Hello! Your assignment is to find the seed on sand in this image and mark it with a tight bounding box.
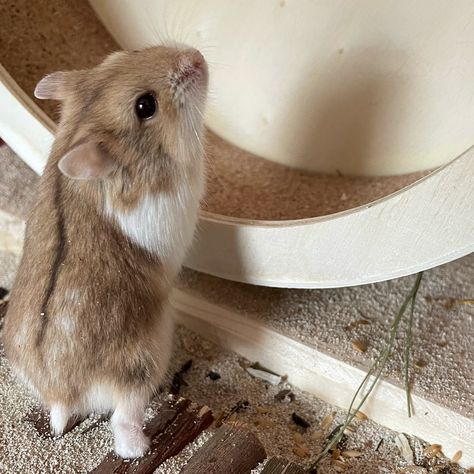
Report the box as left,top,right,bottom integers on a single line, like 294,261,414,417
332,459,347,472
351,339,368,353
254,416,274,429
451,450,462,463
311,430,324,440
354,410,368,421
341,450,362,458
292,432,304,443
423,443,442,457
320,413,334,431
292,445,309,458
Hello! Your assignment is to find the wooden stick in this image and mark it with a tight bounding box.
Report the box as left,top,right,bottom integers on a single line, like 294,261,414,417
24,407,83,438
91,398,213,474
91,397,191,474
127,405,213,474
261,457,305,474
180,422,266,474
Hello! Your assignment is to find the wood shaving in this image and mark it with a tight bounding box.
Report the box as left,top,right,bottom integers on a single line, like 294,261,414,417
345,319,371,331
331,448,342,460
354,411,368,421
292,446,309,458
254,417,275,430
311,431,324,440
246,367,281,386
320,413,335,431
452,450,463,463
292,432,304,443
395,434,415,463
342,450,363,458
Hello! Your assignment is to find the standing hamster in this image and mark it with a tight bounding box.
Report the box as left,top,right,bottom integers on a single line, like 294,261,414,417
3,46,208,458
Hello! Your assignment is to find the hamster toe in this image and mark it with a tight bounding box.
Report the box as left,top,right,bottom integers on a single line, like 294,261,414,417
114,424,150,459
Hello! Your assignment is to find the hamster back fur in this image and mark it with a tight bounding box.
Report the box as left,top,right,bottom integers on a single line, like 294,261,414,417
3,46,208,458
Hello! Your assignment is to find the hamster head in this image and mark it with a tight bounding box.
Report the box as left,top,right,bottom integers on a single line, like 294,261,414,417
34,46,208,188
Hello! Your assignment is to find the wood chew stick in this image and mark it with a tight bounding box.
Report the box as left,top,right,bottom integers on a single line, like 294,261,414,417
126,405,213,474
180,422,266,474
24,408,84,438
91,397,193,473
261,457,305,474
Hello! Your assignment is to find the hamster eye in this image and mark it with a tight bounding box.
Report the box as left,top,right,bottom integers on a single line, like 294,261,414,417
135,93,157,120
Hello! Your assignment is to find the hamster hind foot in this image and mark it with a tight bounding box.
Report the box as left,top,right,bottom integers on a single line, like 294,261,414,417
111,392,150,459
113,422,150,459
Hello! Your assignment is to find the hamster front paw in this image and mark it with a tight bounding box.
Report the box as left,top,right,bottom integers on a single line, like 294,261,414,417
113,423,150,459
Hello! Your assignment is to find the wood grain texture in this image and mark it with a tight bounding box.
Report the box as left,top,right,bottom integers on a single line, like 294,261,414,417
261,457,305,474
91,398,213,474
24,408,83,438
181,422,266,474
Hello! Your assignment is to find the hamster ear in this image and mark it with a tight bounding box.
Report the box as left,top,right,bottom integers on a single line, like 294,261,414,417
34,72,72,100
58,142,117,180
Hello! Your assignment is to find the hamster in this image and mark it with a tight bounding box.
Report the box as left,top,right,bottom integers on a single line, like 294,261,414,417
3,46,208,458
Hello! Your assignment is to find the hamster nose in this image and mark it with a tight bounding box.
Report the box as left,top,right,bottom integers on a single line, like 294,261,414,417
190,50,205,71
180,49,207,76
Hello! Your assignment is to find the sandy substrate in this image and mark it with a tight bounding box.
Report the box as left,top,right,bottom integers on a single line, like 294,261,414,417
0,146,38,219
178,255,474,421
203,132,428,220
0,0,428,221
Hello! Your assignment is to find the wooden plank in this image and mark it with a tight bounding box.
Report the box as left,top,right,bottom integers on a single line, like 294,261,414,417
126,405,213,474
261,457,305,474
91,399,213,474
91,397,191,474
24,408,83,438
181,422,266,474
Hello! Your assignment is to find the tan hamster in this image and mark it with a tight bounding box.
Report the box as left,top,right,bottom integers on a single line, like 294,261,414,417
3,45,208,458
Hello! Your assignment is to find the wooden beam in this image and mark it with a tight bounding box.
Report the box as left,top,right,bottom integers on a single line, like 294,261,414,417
181,422,266,474
261,457,305,474
91,398,213,474
24,408,83,438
